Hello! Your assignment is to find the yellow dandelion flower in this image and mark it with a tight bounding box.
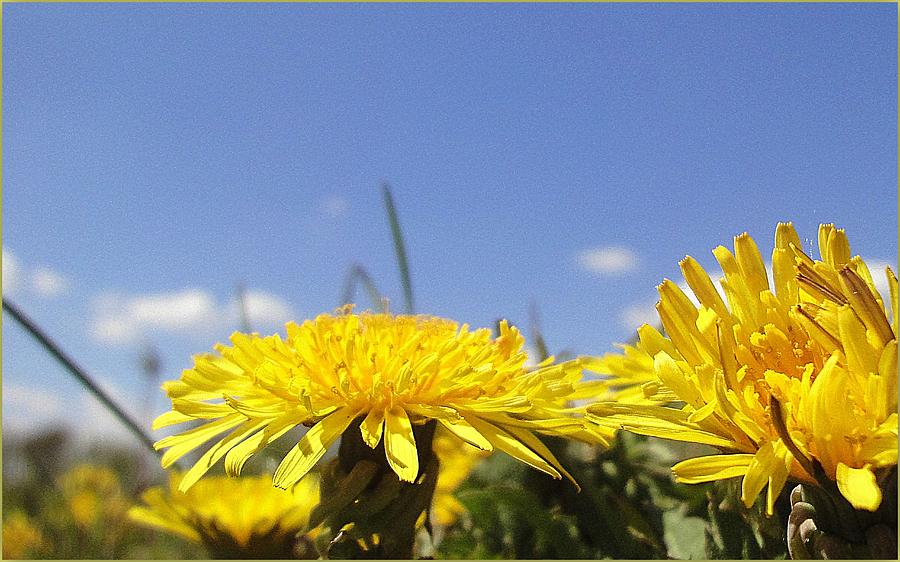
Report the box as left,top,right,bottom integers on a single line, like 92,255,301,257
431,426,490,526
154,311,600,492
129,472,319,557
2,511,46,560
587,223,897,514
58,464,128,528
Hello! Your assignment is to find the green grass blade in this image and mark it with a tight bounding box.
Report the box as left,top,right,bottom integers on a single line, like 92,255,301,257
382,183,415,314
340,264,384,310
236,283,252,332
3,298,164,460
528,301,551,362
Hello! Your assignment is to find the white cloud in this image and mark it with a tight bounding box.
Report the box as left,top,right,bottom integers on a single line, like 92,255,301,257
90,288,218,345
31,267,71,298
2,383,67,439
90,287,297,346
3,247,21,295
2,248,71,299
127,289,216,330
2,378,150,450
321,195,349,218
621,302,660,330
576,246,639,275
523,344,541,368
238,290,295,328
90,316,142,345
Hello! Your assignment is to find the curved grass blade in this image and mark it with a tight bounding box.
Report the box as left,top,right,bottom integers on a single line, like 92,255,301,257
340,263,383,309
3,298,162,460
382,183,415,314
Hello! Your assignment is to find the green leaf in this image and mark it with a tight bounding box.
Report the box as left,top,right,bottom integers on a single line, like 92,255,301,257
382,184,414,314
663,509,708,559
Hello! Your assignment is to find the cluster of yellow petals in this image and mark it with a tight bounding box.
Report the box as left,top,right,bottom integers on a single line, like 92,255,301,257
154,311,604,492
128,473,320,547
59,464,129,529
587,223,897,514
2,511,46,560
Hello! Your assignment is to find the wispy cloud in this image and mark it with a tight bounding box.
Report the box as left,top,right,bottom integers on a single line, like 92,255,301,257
576,246,639,275
3,378,149,447
320,195,349,218
91,289,217,345
2,247,71,299
31,267,72,298
234,290,295,328
127,289,217,330
2,247,22,295
620,301,660,331
90,288,296,346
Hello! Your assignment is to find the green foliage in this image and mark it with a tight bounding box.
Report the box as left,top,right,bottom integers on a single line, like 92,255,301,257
437,432,717,559
431,428,795,560
446,483,584,559
702,479,789,559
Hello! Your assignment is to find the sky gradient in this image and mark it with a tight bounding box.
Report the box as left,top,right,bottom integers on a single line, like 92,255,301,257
3,4,897,450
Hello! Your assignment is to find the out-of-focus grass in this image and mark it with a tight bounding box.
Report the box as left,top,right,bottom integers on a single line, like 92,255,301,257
2,429,205,560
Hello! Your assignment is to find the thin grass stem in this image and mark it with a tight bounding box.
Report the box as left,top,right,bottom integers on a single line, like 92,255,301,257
382,183,415,314
3,298,162,459
236,283,252,333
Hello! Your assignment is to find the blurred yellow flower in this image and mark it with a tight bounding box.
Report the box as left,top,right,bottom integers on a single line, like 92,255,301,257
154,311,603,491
2,511,46,560
58,464,128,529
587,223,897,514
128,472,319,558
431,426,489,526
68,491,101,529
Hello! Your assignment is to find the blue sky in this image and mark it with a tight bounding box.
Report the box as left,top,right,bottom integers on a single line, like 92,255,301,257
3,4,897,449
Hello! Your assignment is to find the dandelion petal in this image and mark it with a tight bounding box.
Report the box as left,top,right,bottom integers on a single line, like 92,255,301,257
673,454,754,484
384,407,419,482
274,408,357,488
836,463,881,511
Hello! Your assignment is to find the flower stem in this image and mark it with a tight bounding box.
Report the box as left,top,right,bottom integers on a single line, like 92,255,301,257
317,418,438,558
